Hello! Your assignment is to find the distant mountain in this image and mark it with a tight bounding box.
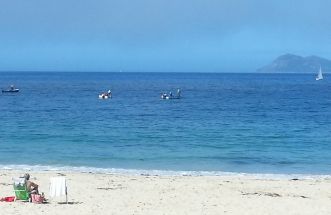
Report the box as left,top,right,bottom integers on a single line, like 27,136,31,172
257,54,331,73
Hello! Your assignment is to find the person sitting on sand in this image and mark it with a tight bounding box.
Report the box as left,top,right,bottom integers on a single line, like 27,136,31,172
24,173,39,194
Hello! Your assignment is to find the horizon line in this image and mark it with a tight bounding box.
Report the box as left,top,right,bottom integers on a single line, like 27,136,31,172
0,71,325,74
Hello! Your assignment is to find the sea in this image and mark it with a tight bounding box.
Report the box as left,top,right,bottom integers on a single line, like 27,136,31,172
0,72,330,176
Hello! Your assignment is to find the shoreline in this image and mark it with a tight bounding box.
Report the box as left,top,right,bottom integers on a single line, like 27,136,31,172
1,169,330,215
1,164,331,180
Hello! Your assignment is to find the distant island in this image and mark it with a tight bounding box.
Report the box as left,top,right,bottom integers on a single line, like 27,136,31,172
257,54,331,73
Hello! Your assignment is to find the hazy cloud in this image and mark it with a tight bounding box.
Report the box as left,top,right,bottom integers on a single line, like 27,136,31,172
0,0,330,71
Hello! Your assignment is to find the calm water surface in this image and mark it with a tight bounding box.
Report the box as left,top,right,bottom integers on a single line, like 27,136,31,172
0,72,330,174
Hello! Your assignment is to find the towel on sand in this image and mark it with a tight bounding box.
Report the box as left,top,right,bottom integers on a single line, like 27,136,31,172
49,177,67,198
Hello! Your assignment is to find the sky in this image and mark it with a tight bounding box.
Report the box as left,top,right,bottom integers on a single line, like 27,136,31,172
0,0,331,72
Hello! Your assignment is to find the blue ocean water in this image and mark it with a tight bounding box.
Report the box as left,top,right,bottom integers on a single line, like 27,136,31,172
0,72,330,175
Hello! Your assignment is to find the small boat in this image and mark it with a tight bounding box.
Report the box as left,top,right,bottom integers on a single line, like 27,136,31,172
316,66,323,81
2,85,19,93
161,89,181,100
99,90,112,99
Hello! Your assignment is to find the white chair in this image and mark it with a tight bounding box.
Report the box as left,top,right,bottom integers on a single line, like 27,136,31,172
49,177,68,203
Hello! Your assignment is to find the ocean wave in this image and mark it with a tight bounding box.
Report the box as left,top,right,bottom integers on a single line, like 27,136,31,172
0,164,330,180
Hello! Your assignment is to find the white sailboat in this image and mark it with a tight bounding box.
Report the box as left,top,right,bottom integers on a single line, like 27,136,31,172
315,66,323,80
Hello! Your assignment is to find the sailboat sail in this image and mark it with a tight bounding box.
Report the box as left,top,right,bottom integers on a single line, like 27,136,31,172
316,66,323,80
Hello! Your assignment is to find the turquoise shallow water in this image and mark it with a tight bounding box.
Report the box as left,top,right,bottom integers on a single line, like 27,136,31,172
0,72,330,174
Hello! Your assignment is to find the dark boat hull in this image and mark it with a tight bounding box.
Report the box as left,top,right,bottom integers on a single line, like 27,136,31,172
2,89,19,93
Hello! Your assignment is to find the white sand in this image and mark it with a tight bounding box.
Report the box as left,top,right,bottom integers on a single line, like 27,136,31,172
1,170,330,215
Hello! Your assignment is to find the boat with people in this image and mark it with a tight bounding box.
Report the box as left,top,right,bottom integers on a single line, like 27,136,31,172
161,88,181,100
99,90,112,99
315,66,323,81
2,85,19,93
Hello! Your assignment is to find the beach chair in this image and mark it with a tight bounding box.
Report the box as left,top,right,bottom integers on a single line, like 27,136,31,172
13,177,29,201
49,177,68,204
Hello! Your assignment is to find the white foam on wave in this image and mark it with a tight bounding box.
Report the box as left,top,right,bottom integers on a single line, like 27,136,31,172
0,164,330,180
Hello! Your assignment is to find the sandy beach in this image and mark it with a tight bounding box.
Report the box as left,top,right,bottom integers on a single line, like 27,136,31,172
0,170,330,215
